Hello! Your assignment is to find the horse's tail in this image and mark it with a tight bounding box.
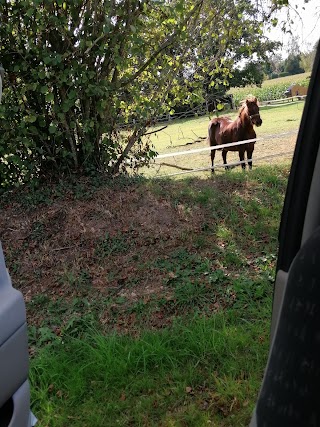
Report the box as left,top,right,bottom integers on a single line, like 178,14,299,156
208,119,220,146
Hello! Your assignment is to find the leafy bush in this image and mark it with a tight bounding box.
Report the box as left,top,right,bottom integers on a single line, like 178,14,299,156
0,1,203,189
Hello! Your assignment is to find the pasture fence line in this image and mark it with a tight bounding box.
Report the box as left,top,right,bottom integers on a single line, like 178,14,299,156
258,97,306,109
155,151,294,178
118,96,306,131
258,95,306,107
156,95,306,123
154,130,298,160
156,96,306,123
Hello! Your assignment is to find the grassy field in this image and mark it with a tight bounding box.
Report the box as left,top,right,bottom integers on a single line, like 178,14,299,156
142,100,304,178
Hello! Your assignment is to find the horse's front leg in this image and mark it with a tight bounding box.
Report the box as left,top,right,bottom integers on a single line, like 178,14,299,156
222,150,229,170
239,149,246,170
246,145,254,169
210,147,216,173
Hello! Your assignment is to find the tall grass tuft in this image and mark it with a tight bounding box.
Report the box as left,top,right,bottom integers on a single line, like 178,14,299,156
30,305,271,427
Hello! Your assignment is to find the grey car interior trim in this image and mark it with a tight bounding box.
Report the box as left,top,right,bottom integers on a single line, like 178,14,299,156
0,243,34,425
7,381,31,427
301,141,320,245
270,269,288,341
0,287,27,345
249,410,257,427
0,323,29,408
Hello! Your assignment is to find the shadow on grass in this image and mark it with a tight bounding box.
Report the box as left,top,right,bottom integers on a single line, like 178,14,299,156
0,164,289,338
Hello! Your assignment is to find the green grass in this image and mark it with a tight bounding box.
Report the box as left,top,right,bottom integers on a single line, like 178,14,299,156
30,306,271,427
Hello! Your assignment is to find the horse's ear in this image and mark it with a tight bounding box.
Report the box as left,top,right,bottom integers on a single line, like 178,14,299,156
246,95,257,105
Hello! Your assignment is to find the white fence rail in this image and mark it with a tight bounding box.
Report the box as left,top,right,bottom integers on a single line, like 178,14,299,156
155,131,297,160
152,130,298,177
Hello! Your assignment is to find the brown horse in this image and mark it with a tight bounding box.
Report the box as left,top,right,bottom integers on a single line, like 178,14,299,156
208,95,262,172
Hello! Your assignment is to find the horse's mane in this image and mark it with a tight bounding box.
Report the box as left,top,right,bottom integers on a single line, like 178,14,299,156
238,103,247,117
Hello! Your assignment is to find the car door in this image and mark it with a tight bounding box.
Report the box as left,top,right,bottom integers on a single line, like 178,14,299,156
0,68,36,427
250,39,320,426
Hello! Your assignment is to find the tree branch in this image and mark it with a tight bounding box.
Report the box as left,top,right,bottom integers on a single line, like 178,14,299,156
119,0,204,88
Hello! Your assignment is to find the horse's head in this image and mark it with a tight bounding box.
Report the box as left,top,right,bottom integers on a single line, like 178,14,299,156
245,95,262,127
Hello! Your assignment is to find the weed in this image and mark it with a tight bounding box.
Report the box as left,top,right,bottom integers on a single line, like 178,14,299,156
208,269,227,284
232,276,271,307
95,232,130,258
59,269,92,288
30,221,45,241
62,312,98,338
173,281,212,309
28,326,61,348
28,294,50,308
223,246,245,268
129,299,148,315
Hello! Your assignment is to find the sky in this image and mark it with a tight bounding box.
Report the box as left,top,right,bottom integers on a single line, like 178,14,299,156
265,0,320,57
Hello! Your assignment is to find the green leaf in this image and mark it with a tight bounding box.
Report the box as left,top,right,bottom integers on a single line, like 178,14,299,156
49,124,57,134
27,115,37,123
39,70,46,79
45,93,54,102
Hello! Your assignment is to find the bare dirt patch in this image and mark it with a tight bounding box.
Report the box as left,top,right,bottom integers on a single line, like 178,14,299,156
0,180,215,332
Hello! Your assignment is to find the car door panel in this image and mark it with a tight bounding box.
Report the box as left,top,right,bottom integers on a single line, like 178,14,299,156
251,39,320,426
0,244,32,427
0,381,32,427
0,324,29,406
253,226,320,426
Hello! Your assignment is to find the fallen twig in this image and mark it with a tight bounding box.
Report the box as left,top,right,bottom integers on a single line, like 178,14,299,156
155,162,194,171
144,125,168,136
